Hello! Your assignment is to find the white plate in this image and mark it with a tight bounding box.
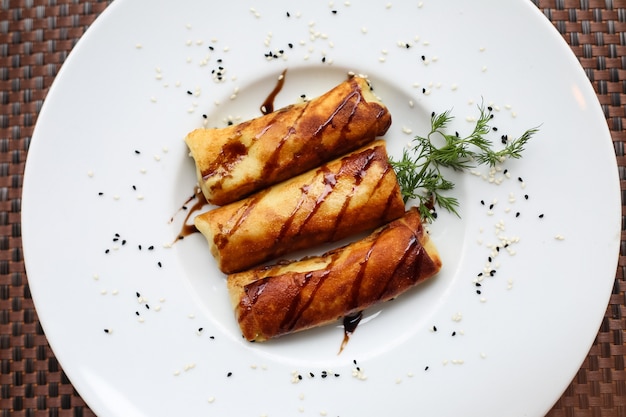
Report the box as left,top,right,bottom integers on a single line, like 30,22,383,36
22,1,620,416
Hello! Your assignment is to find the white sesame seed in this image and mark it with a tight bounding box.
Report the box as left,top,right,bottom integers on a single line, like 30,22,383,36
135,43,142,49
402,126,413,134
173,370,180,376
208,397,215,404
87,170,94,177
361,27,368,34
100,289,107,295
113,195,120,200
150,96,157,103
555,234,565,241
480,352,487,359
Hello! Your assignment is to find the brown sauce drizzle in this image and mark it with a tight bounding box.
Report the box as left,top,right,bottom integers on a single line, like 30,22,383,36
171,187,208,244
260,69,287,114
339,311,363,354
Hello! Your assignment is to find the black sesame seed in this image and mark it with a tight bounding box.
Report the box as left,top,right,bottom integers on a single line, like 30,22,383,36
135,311,140,316
145,304,150,310
476,290,482,294
503,169,508,174
309,372,315,378
136,292,141,297
210,335,215,339
288,43,293,48
480,200,485,205
104,329,110,333
490,270,496,276
157,262,162,268
421,55,426,61
217,58,222,63
105,249,110,254
334,373,340,377
451,331,456,336
492,126,498,131
477,272,483,277
227,372,232,377
331,9,337,14
475,282,482,287
425,366,429,371
321,57,326,63
138,245,142,250
148,246,154,250
432,326,437,332
455,131,460,137
286,11,290,17
202,114,207,119
539,214,544,218
524,194,529,200
134,150,141,154
518,177,523,182
98,192,104,196
298,374,303,380
353,359,358,365
186,90,193,95
489,203,494,210
422,88,426,94
113,238,119,242
487,106,493,111
198,328,203,332
209,46,214,50
488,256,492,262
515,212,520,218
132,185,136,190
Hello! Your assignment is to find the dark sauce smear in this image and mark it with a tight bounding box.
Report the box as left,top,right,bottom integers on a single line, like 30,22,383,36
260,69,287,114
170,187,208,244
339,311,363,354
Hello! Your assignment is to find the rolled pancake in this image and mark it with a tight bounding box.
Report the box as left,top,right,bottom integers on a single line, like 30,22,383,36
185,76,391,206
227,208,442,342
194,140,405,274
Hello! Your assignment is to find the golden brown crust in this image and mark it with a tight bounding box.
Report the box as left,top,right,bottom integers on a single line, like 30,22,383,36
184,76,391,206
227,208,442,342
194,140,406,274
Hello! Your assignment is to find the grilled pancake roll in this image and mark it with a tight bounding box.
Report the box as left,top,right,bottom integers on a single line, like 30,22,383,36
194,140,405,274
227,208,442,342
184,76,391,206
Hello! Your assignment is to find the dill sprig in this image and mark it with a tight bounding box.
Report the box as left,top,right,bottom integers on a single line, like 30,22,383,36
390,104,539,222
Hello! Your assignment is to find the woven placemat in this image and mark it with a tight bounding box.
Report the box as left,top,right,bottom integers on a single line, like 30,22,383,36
0,0,624,416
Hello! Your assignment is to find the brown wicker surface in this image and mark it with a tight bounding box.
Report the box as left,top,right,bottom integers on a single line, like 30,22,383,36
0,0,624,416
